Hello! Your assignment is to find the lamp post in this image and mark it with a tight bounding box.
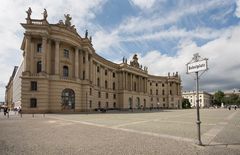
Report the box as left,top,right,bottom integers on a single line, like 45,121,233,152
187,53,208,146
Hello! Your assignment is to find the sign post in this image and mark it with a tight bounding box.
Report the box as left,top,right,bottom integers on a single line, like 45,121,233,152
187,53,208,146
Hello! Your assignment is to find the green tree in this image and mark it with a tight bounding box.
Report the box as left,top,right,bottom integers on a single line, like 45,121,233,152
213,91,224,106
182,98,191,109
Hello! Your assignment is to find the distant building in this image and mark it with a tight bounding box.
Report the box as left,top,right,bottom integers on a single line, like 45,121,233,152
182,91,213,108
5,8,182,113
223,88,240,97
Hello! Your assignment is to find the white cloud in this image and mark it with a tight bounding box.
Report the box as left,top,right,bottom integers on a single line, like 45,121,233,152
129,0,157,10
138,26,240,92
236,0,240,17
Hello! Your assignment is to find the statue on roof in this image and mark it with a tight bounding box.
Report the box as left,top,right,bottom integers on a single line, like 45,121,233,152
64,14,72,27
43,8,48,20
130,54,140,68
26,7,32,19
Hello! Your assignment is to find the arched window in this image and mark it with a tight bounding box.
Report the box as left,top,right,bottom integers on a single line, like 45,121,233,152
37,61,42,73
63,66,69,77
61,89,75,109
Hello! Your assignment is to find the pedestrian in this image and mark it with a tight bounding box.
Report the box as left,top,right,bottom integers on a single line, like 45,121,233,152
4,107,8,116
228,106,231,110
234,105,237,110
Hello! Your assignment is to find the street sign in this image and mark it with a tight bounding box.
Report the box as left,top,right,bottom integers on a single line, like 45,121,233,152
187,59,207,73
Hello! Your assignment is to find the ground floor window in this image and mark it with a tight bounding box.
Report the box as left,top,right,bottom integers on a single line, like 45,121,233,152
30,98,37,108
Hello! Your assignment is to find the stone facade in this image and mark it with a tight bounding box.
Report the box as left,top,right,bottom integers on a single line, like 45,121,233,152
6,9,182,113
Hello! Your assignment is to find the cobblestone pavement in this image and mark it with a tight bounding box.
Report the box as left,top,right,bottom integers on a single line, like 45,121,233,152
0,109,239,155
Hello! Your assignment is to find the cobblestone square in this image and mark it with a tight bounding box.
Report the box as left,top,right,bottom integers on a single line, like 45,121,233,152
0,109,239,155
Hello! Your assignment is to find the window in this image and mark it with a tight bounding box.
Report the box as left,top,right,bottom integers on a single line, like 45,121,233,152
106,102,109,108
83,71,85,80
37,61,42,73
150,89,152,95
63,66,69,77
156,83,158,87
90,88,92,95
113,82,115,90
30,98,37,108
134,82,136,91
157,98,159,102
106,93,108,99
151,97,153,101
97,66,100,72
163,98,165,102
63,49,69,58
113,72,115,78
89,100,92,108
170,83,172,87
150,82,152,86
156,89,158,95
105,80,108,89
98,91,101,98
61,89,75,109
83,57,85,64
113,102,116,108
170,90,172,95
162,83,164,87
98,101,101,108
31,81,37,91
162,90,165,95
113,94,116,99
37,43,42,52
97,78,100,87
105,70,108,75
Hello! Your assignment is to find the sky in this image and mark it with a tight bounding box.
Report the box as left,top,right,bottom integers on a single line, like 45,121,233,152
0,0,240,101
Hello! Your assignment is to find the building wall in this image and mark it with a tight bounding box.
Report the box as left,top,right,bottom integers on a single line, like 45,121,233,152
182,91,212,108
10,11,182,113
13,62,23,108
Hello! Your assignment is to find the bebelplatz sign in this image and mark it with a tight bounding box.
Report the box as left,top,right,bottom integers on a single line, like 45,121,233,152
187,59,207,73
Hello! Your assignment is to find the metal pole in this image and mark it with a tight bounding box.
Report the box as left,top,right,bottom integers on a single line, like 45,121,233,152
86,92,88,114
196,71,202,145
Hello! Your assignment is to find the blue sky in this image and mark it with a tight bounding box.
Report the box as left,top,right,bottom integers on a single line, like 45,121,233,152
0,0,240,101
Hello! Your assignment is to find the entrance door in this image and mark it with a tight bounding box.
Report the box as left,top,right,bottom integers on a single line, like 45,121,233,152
61,89,75,110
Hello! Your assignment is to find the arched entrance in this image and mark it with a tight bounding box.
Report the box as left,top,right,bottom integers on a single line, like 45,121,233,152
61,89,75,110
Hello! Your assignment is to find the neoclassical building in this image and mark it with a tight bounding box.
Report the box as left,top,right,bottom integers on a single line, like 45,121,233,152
6,8,182,113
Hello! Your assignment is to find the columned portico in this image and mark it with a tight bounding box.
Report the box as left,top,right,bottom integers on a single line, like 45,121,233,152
55,40,60,75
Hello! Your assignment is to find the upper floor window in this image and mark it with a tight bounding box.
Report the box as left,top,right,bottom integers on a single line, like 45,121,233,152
83,57,85,64
150,89,152,95
170,90,172,95
162,83,165,87
89,88,92,95
170,82,172,87
63,66,69,77
156,83,158,87
113,82,116,90
105,70,108,76
97,78,100,87
150,82,152,86
37,43,42,53
31,81,37,91
113,94,116,99
30,98,37,108
105,80,108,89
113,72,115,78
63,49,69,58
37,61,42,73
156,89,158,95
106,93,108,99
97,66,100,72
162,89,165,95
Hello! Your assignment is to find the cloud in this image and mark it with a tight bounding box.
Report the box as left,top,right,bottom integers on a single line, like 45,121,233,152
0,0,107,101
236,0,240,17
129,0,157,10
137,26,240,92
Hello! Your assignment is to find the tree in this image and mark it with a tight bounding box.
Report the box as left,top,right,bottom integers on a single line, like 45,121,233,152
213,91,224,106
182,98,191,109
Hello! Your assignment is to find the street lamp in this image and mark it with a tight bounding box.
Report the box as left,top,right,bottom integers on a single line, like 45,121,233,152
187,53,208,146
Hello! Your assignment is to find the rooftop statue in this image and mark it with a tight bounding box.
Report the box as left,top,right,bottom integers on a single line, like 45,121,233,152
43,8,48,20
26,7,32,19
64,14,72,27
130,54,139,68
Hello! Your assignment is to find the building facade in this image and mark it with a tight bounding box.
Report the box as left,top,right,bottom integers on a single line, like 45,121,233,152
6,9,182,113
182,91,212,108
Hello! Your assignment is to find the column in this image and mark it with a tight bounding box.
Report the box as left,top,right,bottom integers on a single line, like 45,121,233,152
42,36,47,72
47,40,51,74
85,51,89,80
30,41,34,73
75,47,79,79
79,50,83,79
55,40,60,75
89,55,93,82
24,35,31,72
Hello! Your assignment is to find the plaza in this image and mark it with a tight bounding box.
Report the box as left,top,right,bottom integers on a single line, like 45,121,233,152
0,109,239,155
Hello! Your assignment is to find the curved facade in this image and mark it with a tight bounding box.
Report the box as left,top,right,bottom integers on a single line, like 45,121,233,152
11,10,182,113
